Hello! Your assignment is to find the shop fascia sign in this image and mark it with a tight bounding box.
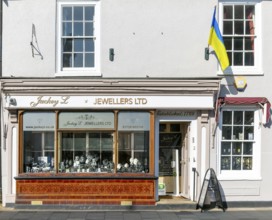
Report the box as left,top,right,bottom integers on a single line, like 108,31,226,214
7,95,214,109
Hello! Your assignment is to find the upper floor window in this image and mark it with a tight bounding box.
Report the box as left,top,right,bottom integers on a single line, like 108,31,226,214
57,1,101,76
219,1,262,75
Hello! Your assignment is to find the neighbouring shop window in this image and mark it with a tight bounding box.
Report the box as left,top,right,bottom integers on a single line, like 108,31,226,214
23,112,55,173
221,110,254,171
117,112,150,173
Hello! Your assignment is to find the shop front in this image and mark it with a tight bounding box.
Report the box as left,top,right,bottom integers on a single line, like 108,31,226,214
0,78,220,206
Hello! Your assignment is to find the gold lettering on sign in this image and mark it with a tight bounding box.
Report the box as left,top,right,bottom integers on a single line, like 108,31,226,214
93,97,148,105
30,96,70,108
157,111,195,117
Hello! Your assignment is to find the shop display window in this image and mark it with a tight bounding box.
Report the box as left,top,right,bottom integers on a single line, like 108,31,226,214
23,112,55,173
117,112,150,173
59,132,114,173
20,111,152,175
221,110,254,171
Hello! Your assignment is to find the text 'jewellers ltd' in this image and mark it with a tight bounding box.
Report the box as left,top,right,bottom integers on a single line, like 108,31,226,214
28,96,148,108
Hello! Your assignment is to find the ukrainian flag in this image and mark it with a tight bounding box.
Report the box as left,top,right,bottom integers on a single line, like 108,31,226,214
208,8,230,71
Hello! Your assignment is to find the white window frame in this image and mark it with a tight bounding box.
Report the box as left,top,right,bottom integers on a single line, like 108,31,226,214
217,106,261,180
56,0,101,76
218,0,262,75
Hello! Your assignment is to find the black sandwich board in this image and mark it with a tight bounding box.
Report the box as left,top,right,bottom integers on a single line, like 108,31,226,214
196,168,225,212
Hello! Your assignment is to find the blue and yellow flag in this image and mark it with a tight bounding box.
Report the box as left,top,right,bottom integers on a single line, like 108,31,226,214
208,7,230,71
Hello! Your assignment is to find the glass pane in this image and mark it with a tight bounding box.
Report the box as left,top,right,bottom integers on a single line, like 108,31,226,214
222,126,232,140
223,21,233,35
244,126,254,140
89,133,100,150
235,21,244,35
62,133,74,150
221,156,231,170
159,124,167,132
62,22,72,36
62,7,72,20
24,132,41,172
234,52,243,65
74,53,83,67
159,133,181,147
101,133,114,172
74,39,83,52
234,37,243,50
101,133,113,150
224,37,232,50
232,142,242,155
233,126,243,140
245,53,254,66
74,22,83,36
74,133,86,151
245,37,254,50
170,124,180,132
246,20,255,35
245,111,254,125
118,131,149,173
44,132,54,150
85,39,94,52
243,157,252,170
74,6,83,20
223,111,232,124
85,53,95,67
223,5,233,19
234,111,243,125
232,156,241,170
85,22,94,36
118,132,131,150
243,142,253,155
221,142,231,155
227,52,232,65
246,5,255,19
63,39,73,52
85,6,95,21
234,5,244,19
63,53,72,67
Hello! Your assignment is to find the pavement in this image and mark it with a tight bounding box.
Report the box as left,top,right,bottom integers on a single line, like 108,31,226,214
2,207,272,220
1,197,272,220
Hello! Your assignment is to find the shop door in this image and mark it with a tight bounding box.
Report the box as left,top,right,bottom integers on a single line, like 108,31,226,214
159,123,182,195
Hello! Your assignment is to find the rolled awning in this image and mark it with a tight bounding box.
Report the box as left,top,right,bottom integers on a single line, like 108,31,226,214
216,97,271,124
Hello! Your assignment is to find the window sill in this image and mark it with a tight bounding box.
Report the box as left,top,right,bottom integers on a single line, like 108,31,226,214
55,70,102,77
217,174,262,181
217,67,264,76
15,173,158,180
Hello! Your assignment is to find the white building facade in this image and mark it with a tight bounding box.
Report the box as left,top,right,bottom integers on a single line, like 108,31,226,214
0,0,271,207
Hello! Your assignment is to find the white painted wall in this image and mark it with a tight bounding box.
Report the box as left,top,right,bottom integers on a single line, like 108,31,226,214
217,1,272,202
2,0,217,77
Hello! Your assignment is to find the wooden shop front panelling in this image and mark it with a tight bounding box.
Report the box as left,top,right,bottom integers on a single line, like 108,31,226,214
16,178,156,205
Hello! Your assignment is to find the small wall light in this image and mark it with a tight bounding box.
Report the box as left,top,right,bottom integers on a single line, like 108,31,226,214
9,98,17,106
109,48,115,61
205,47,209,61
